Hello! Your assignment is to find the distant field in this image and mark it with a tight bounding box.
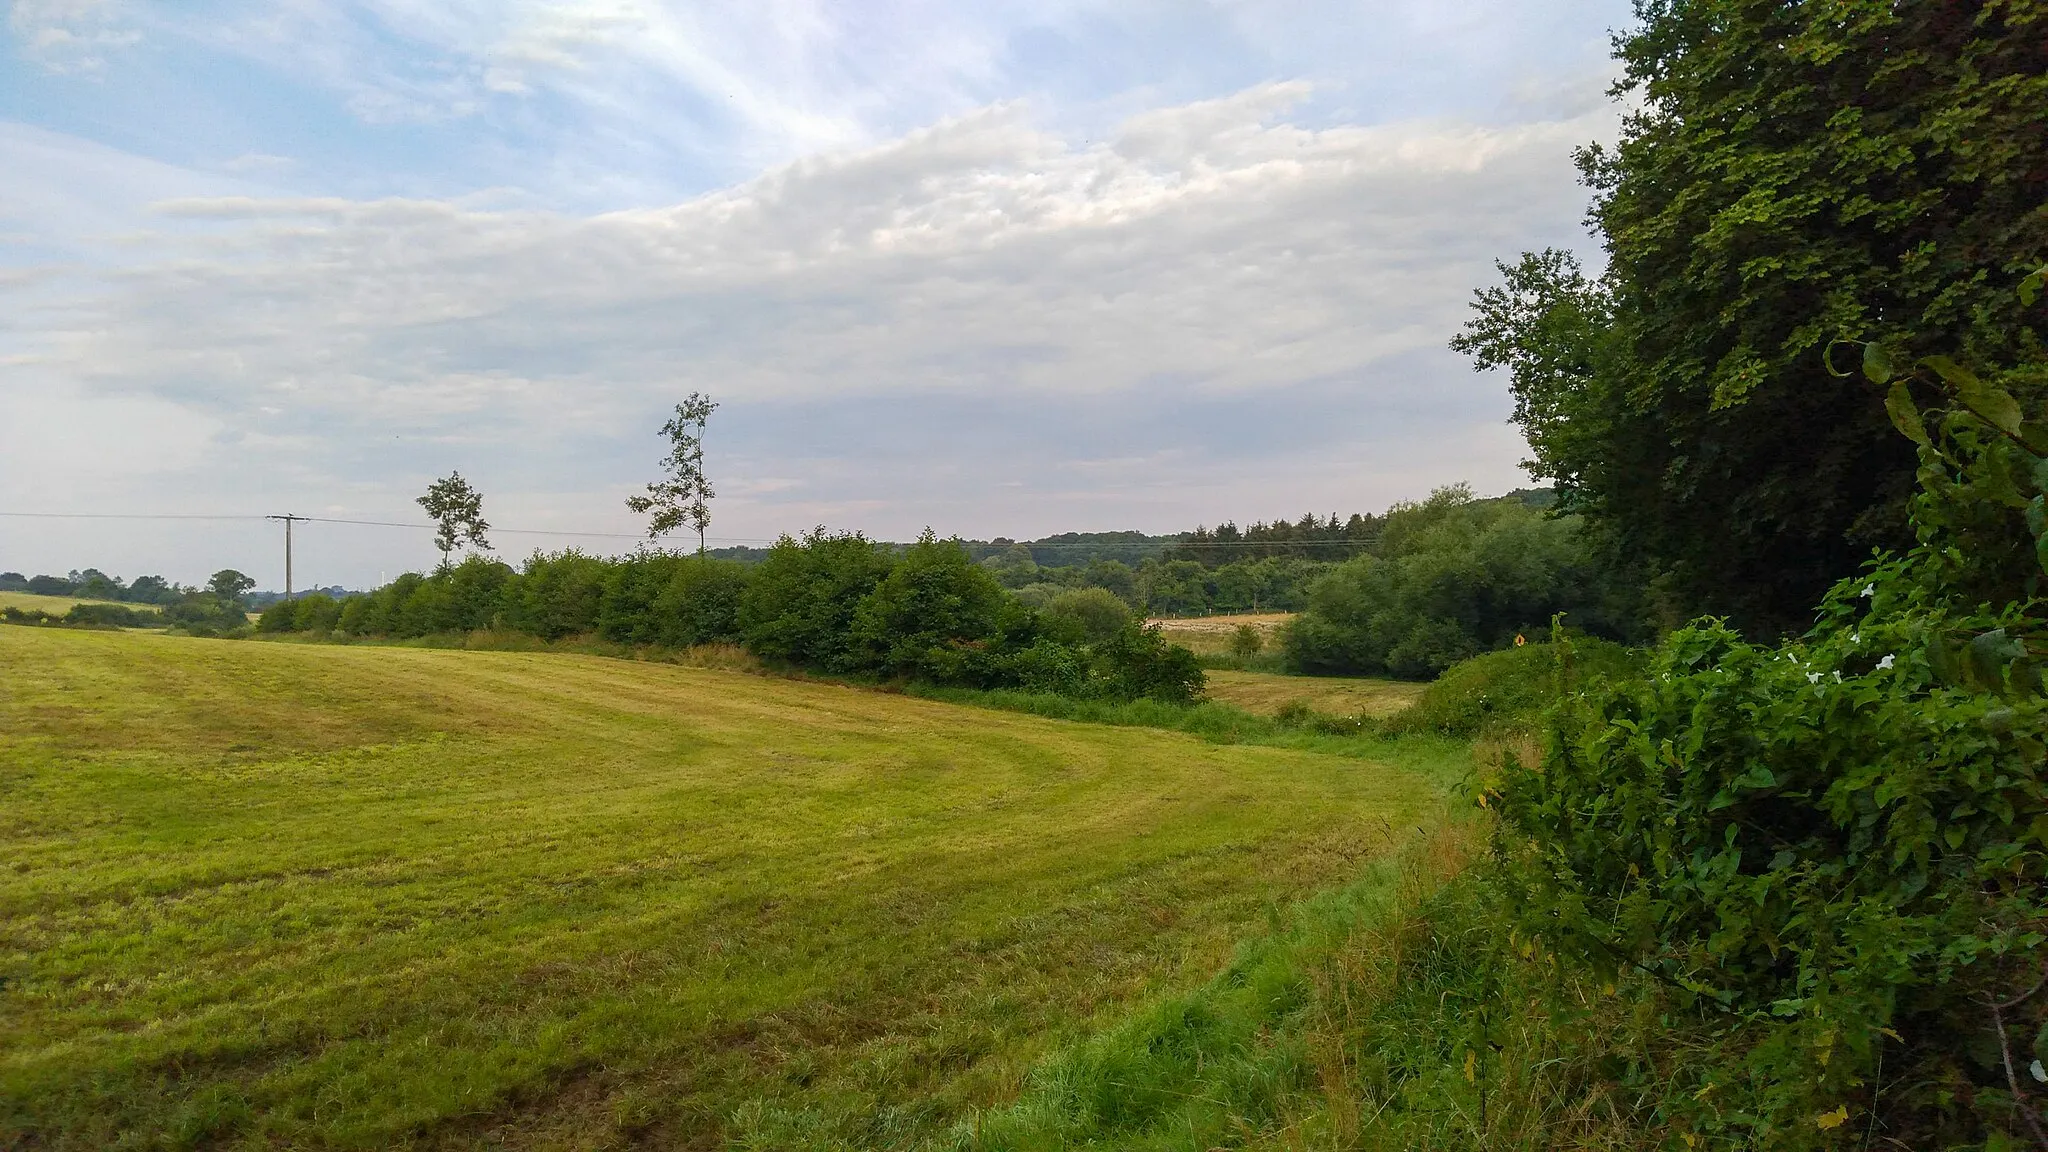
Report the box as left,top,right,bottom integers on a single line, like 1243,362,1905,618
0,591,128,614
1149,612,1296,655
1204,669,1424,718
0,628,1453,1149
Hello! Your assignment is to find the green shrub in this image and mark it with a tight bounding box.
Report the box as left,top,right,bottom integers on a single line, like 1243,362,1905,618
1492,333,2048,1147
1041,587,1131,645
62,603,163,629
256,599,295,633
848,531,1010,678
291,593,342,633
1386,637,1640,737
651,556,748,647
739,529,893,671
504,550,606,639
1284,487,1640,679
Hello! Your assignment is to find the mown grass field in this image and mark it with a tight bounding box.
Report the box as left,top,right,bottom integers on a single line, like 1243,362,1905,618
1147,613,1294,656
1202,671,1423,718
0,627,1458,1149
0,590,128,614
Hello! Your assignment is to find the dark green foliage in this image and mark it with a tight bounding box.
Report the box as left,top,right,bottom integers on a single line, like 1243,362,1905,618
739,530,895,671
1384,638,1640,738
503,550,606,640
651,557,748,647
4,569,187,604
596,552,688,645
1,603,164,629
1169,512,1380,565
1285,486,1638,679
291,594,342,633
207,570,255,602
256,599,294,633
1084,622,1205,705
1492,339,2048,1145
163,593,250,636
259,526,1202,703
1041,587,1132,645
848,531,1011,679
1459,0,2048,636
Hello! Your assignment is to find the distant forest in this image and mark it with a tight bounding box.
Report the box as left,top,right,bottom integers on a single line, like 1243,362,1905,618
4,489,1556,621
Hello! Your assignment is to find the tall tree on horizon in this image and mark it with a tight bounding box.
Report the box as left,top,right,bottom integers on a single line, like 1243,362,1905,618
627,392,719,554
417,472,491,566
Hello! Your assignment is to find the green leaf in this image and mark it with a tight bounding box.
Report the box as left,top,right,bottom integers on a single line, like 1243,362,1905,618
2021,265,2047,307
1884,381,1930,447
1861,341,1894,383
1924,355,2025,436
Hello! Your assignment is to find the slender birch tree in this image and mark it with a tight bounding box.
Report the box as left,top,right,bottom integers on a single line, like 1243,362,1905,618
627,393,718,553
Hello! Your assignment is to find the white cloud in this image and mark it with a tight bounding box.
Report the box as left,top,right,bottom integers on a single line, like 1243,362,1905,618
0,87,1609,581
49,90,1599,414
8,0,138,73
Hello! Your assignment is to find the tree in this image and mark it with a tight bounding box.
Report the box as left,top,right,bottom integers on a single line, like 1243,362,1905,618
1457,0,2048,637
626,393,718,554
206,569,255,603
416,472,491,564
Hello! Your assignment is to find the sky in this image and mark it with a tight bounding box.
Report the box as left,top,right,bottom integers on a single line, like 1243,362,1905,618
0,0,1631,591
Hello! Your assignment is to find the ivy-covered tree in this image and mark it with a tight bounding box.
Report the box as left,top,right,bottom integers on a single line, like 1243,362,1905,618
1458,0,2048,636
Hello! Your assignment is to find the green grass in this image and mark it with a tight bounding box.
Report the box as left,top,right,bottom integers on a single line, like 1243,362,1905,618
0,590,128,614
1202,671,1424,719
0,627,1461,1150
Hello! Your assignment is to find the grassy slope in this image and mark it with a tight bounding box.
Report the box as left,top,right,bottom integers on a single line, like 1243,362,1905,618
0,590,128,614
0,628,1458,1150
1202,671,1423,718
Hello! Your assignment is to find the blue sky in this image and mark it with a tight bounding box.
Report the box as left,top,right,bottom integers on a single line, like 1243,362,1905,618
0,0,1630,589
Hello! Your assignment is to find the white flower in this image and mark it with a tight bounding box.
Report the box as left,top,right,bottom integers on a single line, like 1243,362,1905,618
1833,671,1842,682
1851,632,1860,643
2032,1058,2046,1084
1861,584,1876,598
1877,654,1896,670
1807,671,1822,684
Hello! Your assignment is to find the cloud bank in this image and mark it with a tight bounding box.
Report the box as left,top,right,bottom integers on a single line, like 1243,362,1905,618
1,82,1607,585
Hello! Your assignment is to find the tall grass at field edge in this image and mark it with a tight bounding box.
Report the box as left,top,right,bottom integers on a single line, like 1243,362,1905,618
940,819,1665,1151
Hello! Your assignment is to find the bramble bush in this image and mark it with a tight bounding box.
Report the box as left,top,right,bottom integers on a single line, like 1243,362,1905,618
1492,272,2048,1148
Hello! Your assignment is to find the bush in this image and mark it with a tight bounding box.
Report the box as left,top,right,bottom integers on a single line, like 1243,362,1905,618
1491,336,2048,1146
1086,622,1205,704
256,599,295,633
848,531,1010,678
1285,487,1639,678
292,594,342,633
163,595,249,636
739,530,894,671
1041,587,1131,645
504,550,606,639
1385,637,1640,737
651,557,748,647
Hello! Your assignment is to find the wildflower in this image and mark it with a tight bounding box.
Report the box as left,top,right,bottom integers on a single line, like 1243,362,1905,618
1807,671,1822,684
1877,654,1896,670
1861,584,1876,598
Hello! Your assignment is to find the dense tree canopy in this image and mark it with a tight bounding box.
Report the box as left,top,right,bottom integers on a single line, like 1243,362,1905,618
1457,0,2048,636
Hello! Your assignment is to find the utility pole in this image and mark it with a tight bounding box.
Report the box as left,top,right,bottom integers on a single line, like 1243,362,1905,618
267,514,307,602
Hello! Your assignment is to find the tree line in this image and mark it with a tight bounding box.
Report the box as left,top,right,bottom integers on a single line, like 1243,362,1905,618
256,531,1202,704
